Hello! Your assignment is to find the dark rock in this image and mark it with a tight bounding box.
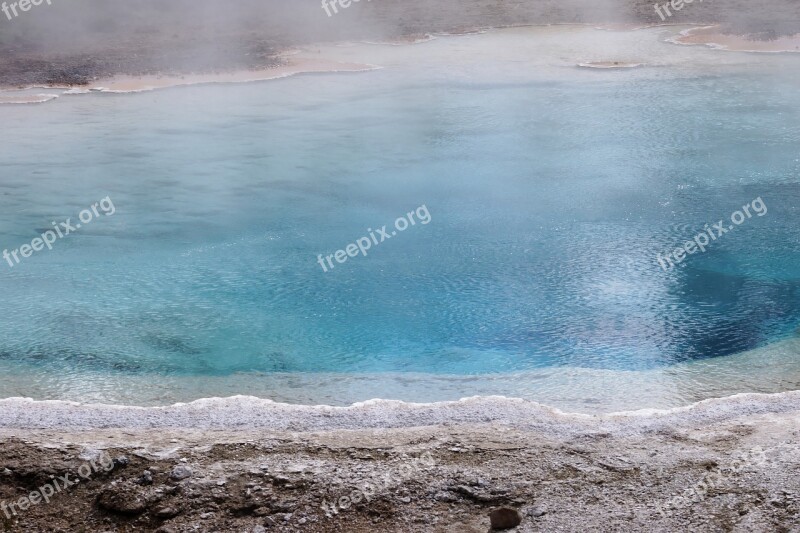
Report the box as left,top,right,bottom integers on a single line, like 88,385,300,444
113,456,130,467
489,507,522,530
136,470,154,485
231,500,259,514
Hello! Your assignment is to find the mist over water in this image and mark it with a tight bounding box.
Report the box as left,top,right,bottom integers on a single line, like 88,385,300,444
2,0,798,76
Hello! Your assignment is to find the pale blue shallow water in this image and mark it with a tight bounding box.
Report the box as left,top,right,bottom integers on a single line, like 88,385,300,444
0,46,799,405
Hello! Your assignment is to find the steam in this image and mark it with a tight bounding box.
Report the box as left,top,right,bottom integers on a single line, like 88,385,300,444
0,0,796,83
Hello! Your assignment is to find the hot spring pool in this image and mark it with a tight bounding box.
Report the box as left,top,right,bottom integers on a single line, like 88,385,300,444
0,26,798,412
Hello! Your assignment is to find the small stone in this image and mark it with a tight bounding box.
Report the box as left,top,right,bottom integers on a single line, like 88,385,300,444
489,507,522,530
527,506,546,518
298,518,307,525
252,527,266,533
434,491,458,502
170,465,193,480
155,506,180,519
263,516,277,527
114,456,130,467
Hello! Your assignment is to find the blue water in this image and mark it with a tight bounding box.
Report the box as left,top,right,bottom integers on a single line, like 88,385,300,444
1,44,799,405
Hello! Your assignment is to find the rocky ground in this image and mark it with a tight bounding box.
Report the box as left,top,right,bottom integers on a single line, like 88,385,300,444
0,394,798,532
1,0,799,88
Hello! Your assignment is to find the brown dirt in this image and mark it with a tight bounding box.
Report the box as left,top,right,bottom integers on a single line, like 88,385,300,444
0,406,798,532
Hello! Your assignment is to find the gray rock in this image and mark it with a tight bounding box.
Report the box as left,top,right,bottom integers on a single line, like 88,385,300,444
170,465,193,480
434,491,458,502
252,527,267,533
454,485,505,503
527,506,547,518
154,506,181,519
489,507,522,530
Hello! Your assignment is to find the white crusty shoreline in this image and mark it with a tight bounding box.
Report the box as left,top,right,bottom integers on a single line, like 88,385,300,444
2,390,799,434
1,390,798,532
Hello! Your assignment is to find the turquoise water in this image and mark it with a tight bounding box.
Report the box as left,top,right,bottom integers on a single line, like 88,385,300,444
1,36,799,406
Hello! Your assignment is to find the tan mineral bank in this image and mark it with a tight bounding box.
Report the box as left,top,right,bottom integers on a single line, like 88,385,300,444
670,24,800,52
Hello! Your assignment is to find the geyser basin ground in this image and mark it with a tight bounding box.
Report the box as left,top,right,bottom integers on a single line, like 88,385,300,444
0,25,798,413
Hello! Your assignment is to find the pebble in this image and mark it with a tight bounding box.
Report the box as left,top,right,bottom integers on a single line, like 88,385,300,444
527,506,547,518
154,507,180,519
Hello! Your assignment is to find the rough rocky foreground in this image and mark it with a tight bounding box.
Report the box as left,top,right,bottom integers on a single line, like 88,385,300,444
0,394,798,532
